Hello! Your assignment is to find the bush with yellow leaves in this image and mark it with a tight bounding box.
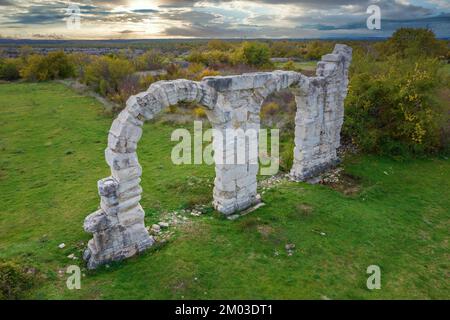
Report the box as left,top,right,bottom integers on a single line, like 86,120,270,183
343,53,446,156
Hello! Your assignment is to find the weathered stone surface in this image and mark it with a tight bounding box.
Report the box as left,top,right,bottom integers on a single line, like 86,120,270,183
84,44,352,269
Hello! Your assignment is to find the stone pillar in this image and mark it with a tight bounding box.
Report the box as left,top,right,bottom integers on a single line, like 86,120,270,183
204,76,262,215
317,44,352,162
205,71,302,214
290,44,352,181
290,77,327,180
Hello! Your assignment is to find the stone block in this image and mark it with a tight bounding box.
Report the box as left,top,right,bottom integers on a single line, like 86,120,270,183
109,119,142,144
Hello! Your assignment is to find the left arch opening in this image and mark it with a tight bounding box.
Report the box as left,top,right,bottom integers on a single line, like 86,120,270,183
259,89,297,175
138,101,216,212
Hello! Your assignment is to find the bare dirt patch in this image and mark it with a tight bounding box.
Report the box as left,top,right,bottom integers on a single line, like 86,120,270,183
296,203,314,216
318,167,362,196
256,224,275,238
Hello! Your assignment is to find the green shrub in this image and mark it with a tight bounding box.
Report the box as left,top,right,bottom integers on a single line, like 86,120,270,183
304,41,333,60
43,51,74,79
187,49,230,67
68,52,92,79
84,55,134,96
0,59,20,80
241,41,271,66
279,139,295,173
166,63,187,79
270,41,303,58
20,51,75,81
20,55,46,81
0,260,34,300
135,50,168,71
207,39,233,51
282,60,297,71
187,50,206,64
139,74,155,91
379,28,447,59
343,54,446,156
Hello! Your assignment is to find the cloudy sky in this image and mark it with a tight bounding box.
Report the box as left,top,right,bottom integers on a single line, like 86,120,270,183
0,0,449,39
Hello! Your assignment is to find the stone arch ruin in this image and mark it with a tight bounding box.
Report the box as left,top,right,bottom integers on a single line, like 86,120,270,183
83,44,352,269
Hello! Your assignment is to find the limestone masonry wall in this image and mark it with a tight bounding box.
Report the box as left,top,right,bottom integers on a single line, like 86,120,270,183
83,44,352,269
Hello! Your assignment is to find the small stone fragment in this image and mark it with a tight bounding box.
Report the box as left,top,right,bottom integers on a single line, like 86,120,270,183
158,222,169,228
285,243,296,250
151,224,161,233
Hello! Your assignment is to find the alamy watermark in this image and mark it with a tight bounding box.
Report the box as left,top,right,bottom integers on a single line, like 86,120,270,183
366,5,381,30
66,265,81,290
65,3,81,30
366,265,381,290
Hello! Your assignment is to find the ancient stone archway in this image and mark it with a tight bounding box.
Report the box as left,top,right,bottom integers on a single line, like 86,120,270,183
83,44,352,269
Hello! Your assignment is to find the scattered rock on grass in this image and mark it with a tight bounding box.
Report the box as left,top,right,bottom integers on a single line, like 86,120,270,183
190,210,202,217
151,224,161,233
285,243,296,250
285,243,296,256
158,222,169,228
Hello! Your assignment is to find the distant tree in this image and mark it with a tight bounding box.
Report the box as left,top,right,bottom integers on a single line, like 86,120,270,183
187,50,206,65
166,63,186,79
187,49,230,68
135,50,168,71
207,39,233,51
270,41,302,58
0,59,20,81
19,46,33,62
382,28,446,59
20,55,45,81
46,51,75,79
21,51,74,81
84,55,134,95
68,53,92,79
282,60,297,71
187,62,205,76
241,41,271,66
304,41,333,60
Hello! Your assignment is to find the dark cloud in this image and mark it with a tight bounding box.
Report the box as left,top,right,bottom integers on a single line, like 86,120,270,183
89,0,129,6
117,29,145,34
296,13,450,38
2,0,157,26
132,9,159,13
158,0,199,8
158,10,221,23
9,1,68,25
0,0,13,6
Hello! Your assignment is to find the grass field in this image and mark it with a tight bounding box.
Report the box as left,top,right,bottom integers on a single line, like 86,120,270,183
273,61,317,73
0,82,449,299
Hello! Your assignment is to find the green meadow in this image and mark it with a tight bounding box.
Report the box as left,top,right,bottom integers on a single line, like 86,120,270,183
0,82,448,299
